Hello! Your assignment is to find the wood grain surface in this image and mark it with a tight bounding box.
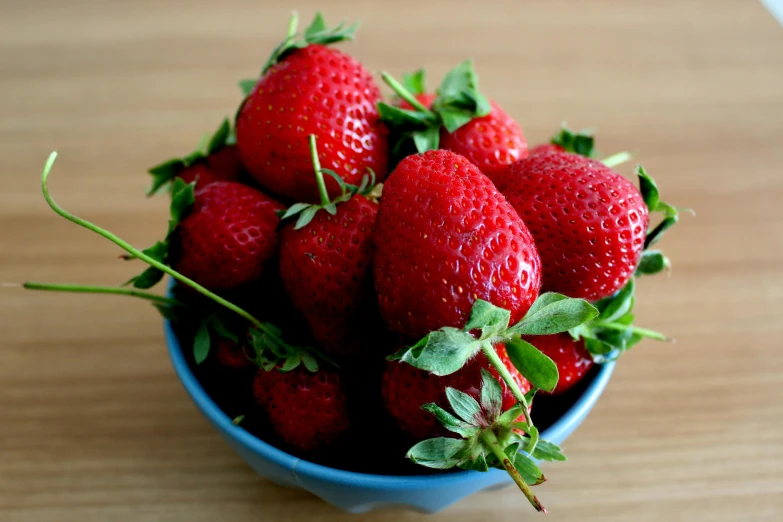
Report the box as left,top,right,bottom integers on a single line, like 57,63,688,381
2,0,783,520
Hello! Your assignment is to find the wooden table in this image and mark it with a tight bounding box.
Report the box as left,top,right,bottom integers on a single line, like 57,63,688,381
2,0,782,520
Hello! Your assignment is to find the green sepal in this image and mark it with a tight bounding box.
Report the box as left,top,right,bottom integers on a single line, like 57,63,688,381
507,292,599,336
193,320,211,365
260,12,359,76
445,387,484,425
510,451,546,486
432,60,492,133
479,368,503,422
402,69,426,95
406,437,468,469
388,327,479,376
238,78,257,97
505,338,559,393
422,403,479,438
550,125,595,158
637,165,687,249
636,250,670,276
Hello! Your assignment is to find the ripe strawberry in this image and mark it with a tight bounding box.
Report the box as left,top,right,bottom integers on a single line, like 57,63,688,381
529,125,596,159
253,365,350,452
236,13,387,203
278,137,381,358
374,149,541,339
382,344,531,440
147,118,243,194
379,62,527,182
215,337,254,369
172,181,284,291
523,334,593,395
529,143,564,156
495,152,648,302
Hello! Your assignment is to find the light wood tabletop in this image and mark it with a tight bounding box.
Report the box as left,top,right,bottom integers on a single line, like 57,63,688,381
2,0,783,520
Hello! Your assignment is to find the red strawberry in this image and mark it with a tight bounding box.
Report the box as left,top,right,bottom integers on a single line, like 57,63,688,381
278,135,381,359
172,181,284,291
379,63,526,181
177,146,245,188
495,152,648,301
382,344,531,440
236,14,387,203
253,366,350,452
523,334,593,395
215,337,254,369
439,101,527,181
529,143,564,156
374,149,541,339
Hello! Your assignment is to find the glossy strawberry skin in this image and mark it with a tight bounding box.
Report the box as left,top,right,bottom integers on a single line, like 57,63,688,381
528,143,564,156
279,196,380,359
177,146,245,189
439,101,528,182
382,344,531,440
253,366,350,452
172,182,284,291
495,153,648,301
524,334,593,395
374,149,541,339
236,45,388,203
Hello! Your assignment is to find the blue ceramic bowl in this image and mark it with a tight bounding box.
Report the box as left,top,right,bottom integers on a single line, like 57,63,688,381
165,319,615,514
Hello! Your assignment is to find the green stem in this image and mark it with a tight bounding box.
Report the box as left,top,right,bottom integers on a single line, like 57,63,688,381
591,320,671,342
308,135,331,206
601,151,633,168
380,72,437,117
481,341,534,428
39,152,280,342
21,281,184,307
481,431,547,513
286,11,299,39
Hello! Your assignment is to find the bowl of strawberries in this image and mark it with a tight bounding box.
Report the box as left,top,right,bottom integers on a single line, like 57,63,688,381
21,11,683,515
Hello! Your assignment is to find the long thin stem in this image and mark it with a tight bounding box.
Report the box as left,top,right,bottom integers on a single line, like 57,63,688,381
601,151,633,168
380,72,437,116
39,152,278,341
481,431,547,513
481,341,534,428
308,135,331,206
20,281,184,307
592,320,671,342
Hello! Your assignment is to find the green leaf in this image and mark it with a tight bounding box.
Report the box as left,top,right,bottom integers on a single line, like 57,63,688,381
504,338,559,393
279,356,301,372
193,320,211,365
637,165,660,211
407,437,468,469
509,293,599,336
128,266,164,290
422,403,479,437
497,403,524,426
377,102,436,128
551,125,595,158
583,337,617,359
206,118,231,155
528,439,566,462
464,299,511,339
294,206,319,230
479,369,503,423
438,108,476,134
304,12,327,37
147,159,185,196
238,78,257,96
598,279,635,322
402,69,426,95
301,352,319,373
169,178,195,230
209,315,239,342
411,126,440,153
457,452,489,472
280,202,311,220
445,387,483,425
387,328,479,376
433,60,492,133
512,451,546,486
636,250,670,275
645,213,679,249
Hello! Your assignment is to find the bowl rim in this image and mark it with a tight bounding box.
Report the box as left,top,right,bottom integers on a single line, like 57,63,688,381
165,317,615,489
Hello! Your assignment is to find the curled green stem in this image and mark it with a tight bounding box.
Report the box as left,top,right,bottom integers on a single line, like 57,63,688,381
20,281,184,307
481,431,547,513
38,152,281,343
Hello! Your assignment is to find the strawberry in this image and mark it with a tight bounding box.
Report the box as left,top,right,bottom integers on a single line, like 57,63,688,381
278,135,382,359
373,149,542,339
215,337,254,369
522,334,592,395
171,181,284,291
382,344,531,440
236,13,388,203
147,118,243,194
378,62,527,181
495,152,648,302
529,125,596,158
529,143,564,157
253,365,349,453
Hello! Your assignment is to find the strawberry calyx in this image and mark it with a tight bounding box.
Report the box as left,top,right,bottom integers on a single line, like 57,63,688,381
377,60,492,159
567,278,671,362
277,134,377,230
407,369,564,513
147,118,234,196
550,124,596,158
238,11,359,95
124,178,195,290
